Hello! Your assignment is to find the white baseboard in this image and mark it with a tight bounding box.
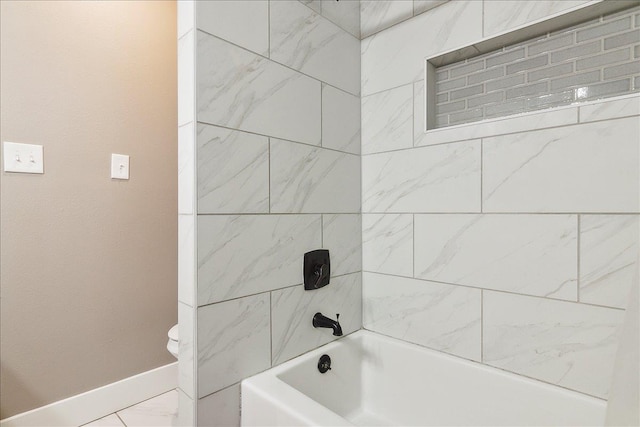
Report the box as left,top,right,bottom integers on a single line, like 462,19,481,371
1,362,178,427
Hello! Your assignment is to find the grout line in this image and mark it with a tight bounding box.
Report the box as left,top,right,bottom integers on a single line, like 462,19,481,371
268,138,271,213
197,212,362,216
321,214,324,247
196,120,359,157
115,412,127,427
363,212,640,215
197,380,243,401
480,289,484,363
480,138,484,213
196,272,361,309
577,214,581,302
268,0,271,59
270,291,273,367
362,270,626,311
412,81,416,147
320,83,324,147
196,29,360,97
412,214,415,278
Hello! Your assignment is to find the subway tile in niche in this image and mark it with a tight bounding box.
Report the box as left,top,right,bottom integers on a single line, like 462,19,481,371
527,33,574,57
269,139,360,213
604,29,640,50
551,41,601,63
197,215,321,305
603,61,640,79
576,17,632,43
575,48,631,71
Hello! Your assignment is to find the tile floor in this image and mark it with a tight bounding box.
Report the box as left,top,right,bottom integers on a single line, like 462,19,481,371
82,390,179,427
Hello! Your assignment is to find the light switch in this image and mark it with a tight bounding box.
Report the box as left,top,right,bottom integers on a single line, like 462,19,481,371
3,141,44,174
111,153,129,180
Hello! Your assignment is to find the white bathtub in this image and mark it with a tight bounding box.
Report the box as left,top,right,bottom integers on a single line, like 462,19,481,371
241,330,606,426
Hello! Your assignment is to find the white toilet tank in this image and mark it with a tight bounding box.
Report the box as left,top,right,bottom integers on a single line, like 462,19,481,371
167,324,178,359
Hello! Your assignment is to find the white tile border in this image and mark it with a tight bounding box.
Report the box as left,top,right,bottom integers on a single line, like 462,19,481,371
0,363,178,427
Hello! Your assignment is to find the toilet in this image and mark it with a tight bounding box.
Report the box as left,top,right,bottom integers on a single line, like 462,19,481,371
167,324,179,359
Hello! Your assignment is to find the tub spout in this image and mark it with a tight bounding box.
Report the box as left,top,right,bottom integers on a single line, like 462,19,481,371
312,312,343,336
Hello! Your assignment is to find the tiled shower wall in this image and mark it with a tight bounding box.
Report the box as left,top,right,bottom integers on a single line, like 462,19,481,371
178,1,361,425
362,0,638,401
435,5,640,127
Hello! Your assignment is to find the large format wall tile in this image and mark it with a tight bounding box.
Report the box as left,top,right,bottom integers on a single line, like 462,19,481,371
270,0,360,95
363,272,481,361
321,0,360,38
484,0,592,37
270,139,360,213
197,384,240,427
580,215,639,309
361,0,482,95
178,302,194,399
362,83,413,154
197,32,321,145
196,0,268,56
178,123,194,215
362,140,481,213
414,214,578,300
196,124,269,214
360,0,413,38
271,273,362,365
362,214,413,276
483,117,640,213
579,95,640,123
413,0,449,16
197,294,270,398
197,215,321,305
483,291,625,398
322,85,360,155
323,214,362,277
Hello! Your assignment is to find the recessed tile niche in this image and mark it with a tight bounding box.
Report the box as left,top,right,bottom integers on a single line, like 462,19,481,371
424,2,640,129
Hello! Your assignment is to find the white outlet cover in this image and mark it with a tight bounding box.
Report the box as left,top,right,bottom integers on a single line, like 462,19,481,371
3,141,44,174
111,153,130,180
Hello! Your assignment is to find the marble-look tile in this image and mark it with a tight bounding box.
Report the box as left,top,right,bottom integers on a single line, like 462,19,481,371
178,123,194,215
362,1,482,96
362,83,413,154
271,273,362,365
270,0,360,95
362,214,413,276
362,141,481,213
483,117,640,213
323,214,362,276
580,215,639,309
484,1,592,37
270,139,360,213
178,31,194,127
300,0,321,14
196,124,269,213
196,0,268,56
198,215,321,305
178,302,194,399
197,384,241,427
197,294,270,398
82,414,125,427
579,94,640,123
360,0,413,38
322,85,360,155
178,215,195,306
197,31,321,145
177,389,195,427
321,0,360,38
413,0,449,16
413,80,427,145
417,106,578,147
483,291,625,398
363,272,481,360
177,0,194,39
117,390,178,427
414,214,578,300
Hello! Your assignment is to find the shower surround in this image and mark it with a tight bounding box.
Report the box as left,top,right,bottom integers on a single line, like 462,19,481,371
178,0,639,424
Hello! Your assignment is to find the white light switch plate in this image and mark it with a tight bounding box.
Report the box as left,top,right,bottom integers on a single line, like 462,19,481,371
3,141,44,174
111,153,130,180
